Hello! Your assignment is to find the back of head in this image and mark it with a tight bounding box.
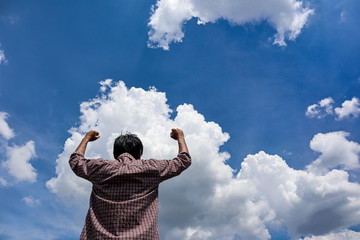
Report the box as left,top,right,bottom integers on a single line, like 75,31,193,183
113,133,143,159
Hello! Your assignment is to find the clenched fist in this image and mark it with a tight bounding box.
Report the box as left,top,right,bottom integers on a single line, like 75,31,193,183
170,128,184,140
84,130,100,142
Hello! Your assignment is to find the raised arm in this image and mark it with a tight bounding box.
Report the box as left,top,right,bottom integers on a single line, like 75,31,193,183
154,128,191,182
170,128,189,154
75,130,100,155
70,130,101,181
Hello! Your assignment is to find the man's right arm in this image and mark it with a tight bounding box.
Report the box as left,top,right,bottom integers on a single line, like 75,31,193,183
170,128,189,154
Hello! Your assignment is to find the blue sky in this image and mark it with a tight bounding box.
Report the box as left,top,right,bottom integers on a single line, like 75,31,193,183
0,0,360,239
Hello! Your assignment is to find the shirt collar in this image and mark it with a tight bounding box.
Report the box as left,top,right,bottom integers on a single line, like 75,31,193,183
116,152,136,162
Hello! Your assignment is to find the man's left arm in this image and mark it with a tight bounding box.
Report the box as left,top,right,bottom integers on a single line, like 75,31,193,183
156,129,191,182
156,152,191,182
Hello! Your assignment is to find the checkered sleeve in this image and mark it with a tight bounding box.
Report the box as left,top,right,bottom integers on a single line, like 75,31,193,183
69,151,105,181
156,152,191,182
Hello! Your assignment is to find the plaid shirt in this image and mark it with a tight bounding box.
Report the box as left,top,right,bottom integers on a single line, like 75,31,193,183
69,151,191,240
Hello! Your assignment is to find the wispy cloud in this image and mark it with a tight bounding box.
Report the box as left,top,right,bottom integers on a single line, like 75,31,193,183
305,97,334,119
47,81,360,239
148,0,314,50
0,112,15,140
22,195,40,207
0,49,7,64
0,176,8,186
340,11,346,22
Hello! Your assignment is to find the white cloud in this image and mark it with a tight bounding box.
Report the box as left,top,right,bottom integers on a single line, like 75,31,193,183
23,195,40,207
305,97,334,119
301,229,360,240
0,49,7,64
3,141,37,183
307,132,360,174
237,152,360,238
306,97,360,120
99,79,113,92
335,97,360,120
340,11,346,22
319,97,335,114
0,176,8,186
0,112,38,184
8,16,20,24
306,104,320,117
47,81,360,239
0,112,15,140
148,0,314,50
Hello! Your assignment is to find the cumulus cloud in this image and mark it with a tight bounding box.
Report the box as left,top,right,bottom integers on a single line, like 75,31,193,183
0,112,15,140
237,152,360,238
306,97,360,120
335,97,360,120
301,229,360,240
23,195,40,207
307,131,360,174
148,0,314,50
47,81,360,239
305,97,334,119
3,141,37,183
0,112,37,183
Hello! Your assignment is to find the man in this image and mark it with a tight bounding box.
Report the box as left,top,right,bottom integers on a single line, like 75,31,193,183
69,128,191,239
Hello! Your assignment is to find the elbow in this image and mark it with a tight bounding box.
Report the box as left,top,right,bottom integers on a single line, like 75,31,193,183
68,152,82,170
179,152,191,168
68,157,76,171
187,158,192,168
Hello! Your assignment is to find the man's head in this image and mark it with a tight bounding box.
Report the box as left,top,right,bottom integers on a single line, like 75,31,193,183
113,133,143,159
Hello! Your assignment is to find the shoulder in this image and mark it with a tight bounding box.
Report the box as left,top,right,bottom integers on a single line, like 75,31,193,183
70,151,112,165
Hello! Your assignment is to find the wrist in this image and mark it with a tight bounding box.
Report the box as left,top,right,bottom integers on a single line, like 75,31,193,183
177,137,185,142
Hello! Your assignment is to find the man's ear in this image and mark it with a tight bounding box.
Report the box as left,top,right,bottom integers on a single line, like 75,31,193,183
137,150,142,160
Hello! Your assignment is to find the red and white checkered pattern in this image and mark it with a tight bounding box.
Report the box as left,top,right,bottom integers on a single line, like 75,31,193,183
69,151,191,240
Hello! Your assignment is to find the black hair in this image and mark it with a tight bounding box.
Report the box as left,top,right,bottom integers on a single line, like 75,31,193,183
113,133,143,159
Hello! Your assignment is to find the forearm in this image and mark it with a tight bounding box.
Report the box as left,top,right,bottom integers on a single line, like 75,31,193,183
177,137,189,154
75,138,89,155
